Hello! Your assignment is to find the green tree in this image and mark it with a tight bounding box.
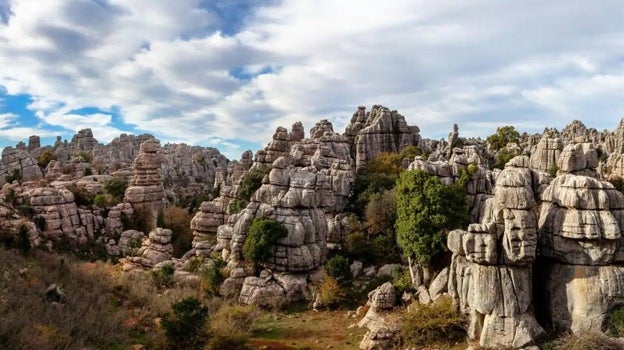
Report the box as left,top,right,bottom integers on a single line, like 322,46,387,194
486,125,520,151
37,150,57,168
395,170,469,266
493,148,520,169
242,218,288,263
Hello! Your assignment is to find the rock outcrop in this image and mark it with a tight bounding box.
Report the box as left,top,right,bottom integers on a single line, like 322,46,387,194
124,139,165,232
0,147,42,185
447,156,544,349
357,282,398,350
528,132,563,173
123,228,172,270
345,105,421,174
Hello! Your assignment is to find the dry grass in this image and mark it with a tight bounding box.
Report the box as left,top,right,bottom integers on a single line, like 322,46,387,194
0,247,201,349
553,332,622,350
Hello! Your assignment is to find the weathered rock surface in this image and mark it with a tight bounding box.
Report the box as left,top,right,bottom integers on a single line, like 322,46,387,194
357,282,398,350
529,132,563,173
447,156,544,349
346,105,421,174
124,139,165,232
123,228,172,270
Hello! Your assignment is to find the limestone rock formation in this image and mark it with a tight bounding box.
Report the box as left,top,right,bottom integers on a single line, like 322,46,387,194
123,228,172,270
528,132,563,173
124,139,165,232
357,282,398,350
0,147,42,185
345,105,421,174
447,156,544,349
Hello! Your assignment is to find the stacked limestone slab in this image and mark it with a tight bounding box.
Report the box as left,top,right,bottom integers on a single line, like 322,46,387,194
124,139,165,232
345,105,421,174
122,228,173,270
357,282,398,350
0,147,42,185
528,132,563,173
537,144,624,334
447,156,544,349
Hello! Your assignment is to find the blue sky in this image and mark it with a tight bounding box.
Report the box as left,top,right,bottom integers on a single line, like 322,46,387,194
1,0,624,159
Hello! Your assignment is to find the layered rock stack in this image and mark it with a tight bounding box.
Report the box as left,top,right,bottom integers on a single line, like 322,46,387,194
528,132,563,173
345,105,421,174
357,282,398,350
124,139,165,232
69,128,98,152
0,147,42,185
447,156,544,349
537,147,624,334
123,227,173,270
189,200,227,257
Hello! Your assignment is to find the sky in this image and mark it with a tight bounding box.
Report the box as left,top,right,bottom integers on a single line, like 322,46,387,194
1,0,624,159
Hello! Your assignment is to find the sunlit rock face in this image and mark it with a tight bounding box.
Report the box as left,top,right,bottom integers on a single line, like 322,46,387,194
448,156,545,349
124,139,165,232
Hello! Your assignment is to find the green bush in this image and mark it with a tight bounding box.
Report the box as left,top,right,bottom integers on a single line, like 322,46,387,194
391,266,412,296
324,255,351,283
238,167,269,202
608,307,624,337
486,125,520,151
242,218,288,263
84,167,93,176
0,225,30,254
344,232,373,263
201,258,227,297
396,295,465,347
93,194,111,208
493,148,520,169
67,184,94,206
371,233,401,264
228,198,246,214
4,169,21,184
37,150,57,168
104,177,128,201
78,152,93,163
365,188,396,235
162,205,193,258
151,264,175,289
161,297,208,350
548,164,559,178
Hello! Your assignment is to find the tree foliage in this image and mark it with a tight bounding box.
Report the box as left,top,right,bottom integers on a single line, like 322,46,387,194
395,170,470,265
37,150,57,168
238,167,269,202
486,125,520,151
242,218,288,263
161,297,208,349
493,148,520,169
162,205,193,258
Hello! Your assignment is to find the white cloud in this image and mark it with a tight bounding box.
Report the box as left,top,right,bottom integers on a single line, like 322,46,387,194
1,0,624,153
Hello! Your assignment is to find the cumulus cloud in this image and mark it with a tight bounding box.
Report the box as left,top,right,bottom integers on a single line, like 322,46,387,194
1,0,624,158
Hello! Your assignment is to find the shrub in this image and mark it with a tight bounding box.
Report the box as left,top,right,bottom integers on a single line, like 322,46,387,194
348,172,397,217
33,215,46,231
78,152,93,163
371,233,401,264
228,198,246,214
0,225,29,253
104,177,128,201
67,184,94,206
237,167,269,201
37,150,57,168
93,194,111,208
121,206,151,234
316,276,345,308
324,255,351,283
161,297,209,350
608,307,624,337
486,125,520,151
84,167,93,176
242,218,288,263
548,164,560,178
204,302,259,350
493,148,520,169
365,188,396,235
344,231,373,263
201,258,227,296
391,266,412,296
553,332,621,350
61,163,75,175
152,264,175,289
162,205,193,258
4,169,21,184
396,295,465,347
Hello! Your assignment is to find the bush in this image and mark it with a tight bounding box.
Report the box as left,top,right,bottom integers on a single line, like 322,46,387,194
33,215,46,231
93,194,112,208
365,188,396,234
78,152,93,163
4,169,21,184
608,307,624,337
391,266,412,296
121,206,151,234
0,225,30,254
344,231,373,263
204,302,259,349
37,150,57,168
67,184,94,206
201,258,227,297
486,125,520,151
104,177,128,201
84,167,93,176
553,332,621,350
242,218,288,263
316,276,345,308
152,264,175,289
493,148,520,169
396,295,465,347
162,205,193,258
238,167,269,201
161,297,209,350
324,255,351,283
548,164,560,178
228,198,246,214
